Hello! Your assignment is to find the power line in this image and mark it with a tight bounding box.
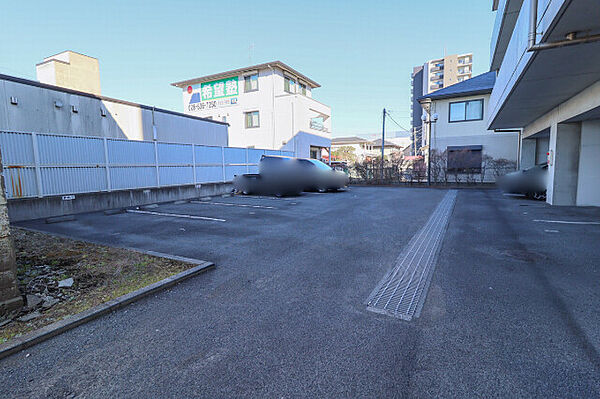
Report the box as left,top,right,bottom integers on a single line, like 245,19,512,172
385,112,411,132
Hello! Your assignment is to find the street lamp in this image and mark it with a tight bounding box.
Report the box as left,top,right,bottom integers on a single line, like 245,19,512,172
421,101,438,185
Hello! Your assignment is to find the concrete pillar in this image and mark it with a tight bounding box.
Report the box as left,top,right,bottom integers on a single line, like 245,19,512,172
0,148,23,315
576,120,600,206
521,138,536,169
547,122,581,205
535,137,549,164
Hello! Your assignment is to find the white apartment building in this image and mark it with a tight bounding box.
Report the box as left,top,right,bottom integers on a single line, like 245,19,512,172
172,61,331,159
423,53,473,95
418,72,519,182
489,0,600,206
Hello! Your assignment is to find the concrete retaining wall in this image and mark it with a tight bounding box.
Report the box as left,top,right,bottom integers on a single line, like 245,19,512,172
7,182,233,222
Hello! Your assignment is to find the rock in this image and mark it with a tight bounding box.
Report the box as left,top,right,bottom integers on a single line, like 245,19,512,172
199,197,212,201
0,319,11,328
58,278,74,288
26,294,43,309
42,297,60,309
18,311,41,322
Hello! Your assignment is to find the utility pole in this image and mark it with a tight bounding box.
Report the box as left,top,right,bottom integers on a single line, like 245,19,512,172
427,119,431,186
381,108,386,180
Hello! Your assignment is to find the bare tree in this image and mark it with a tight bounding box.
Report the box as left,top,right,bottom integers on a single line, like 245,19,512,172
429,150,448,184
480,155,493,183
490,158,517,179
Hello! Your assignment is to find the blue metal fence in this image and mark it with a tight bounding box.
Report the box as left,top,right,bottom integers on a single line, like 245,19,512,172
0,131,293,199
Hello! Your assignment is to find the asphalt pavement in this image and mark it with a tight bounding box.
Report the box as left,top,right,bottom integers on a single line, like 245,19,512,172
1,187,599,398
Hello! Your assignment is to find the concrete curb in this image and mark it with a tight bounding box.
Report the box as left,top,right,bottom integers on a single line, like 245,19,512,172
0,256,214,360
45,215,76,224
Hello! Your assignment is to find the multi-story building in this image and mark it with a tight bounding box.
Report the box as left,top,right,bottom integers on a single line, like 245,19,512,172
418,71,519,182
36,51,102,96
410,66,424,156
172,61,331,159
423,53,473,95
410,53,473,155
488,0,600,206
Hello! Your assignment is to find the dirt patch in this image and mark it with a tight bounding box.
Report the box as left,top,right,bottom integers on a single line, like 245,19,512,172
1,228,194,344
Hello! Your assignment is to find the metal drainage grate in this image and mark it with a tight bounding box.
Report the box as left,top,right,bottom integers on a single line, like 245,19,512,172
366,190,457,320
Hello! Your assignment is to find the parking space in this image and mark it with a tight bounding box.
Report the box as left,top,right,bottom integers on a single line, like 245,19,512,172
4,187,600,398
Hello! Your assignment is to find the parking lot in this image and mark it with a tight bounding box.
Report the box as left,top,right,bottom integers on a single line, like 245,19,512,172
2,187,600,398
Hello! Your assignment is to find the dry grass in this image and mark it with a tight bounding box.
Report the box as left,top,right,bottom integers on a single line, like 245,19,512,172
1,228,192,344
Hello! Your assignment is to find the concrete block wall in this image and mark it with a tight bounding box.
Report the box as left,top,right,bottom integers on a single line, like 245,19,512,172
7,182,233,222
0,149,22,315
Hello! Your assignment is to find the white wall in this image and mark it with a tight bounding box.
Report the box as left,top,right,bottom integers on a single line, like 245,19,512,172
0,77,228,146
181,65,330,157
547,123,581,206
521,80,600,206
576,120,600,206
429,93,519,180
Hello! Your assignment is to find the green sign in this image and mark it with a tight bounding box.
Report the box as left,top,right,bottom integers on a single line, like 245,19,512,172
201,77,239,101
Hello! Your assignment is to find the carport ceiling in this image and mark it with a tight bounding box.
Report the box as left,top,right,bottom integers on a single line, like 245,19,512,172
491,2,600,129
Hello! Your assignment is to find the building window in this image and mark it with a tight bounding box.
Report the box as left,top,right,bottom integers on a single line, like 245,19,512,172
449,99,483,122
244,73,258,92
245,111,260,128
447,146,482,173
299,83,307,95
284,76,296,93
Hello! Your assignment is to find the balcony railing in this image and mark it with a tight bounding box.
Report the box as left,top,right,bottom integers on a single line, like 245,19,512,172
310,120,329,133
488,0,562,128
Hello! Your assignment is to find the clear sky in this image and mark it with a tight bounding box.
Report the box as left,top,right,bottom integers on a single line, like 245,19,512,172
0,0,495,137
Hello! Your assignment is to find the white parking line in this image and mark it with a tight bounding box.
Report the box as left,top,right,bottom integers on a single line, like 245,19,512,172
190,201,276,210
240,195,296,201
533,219,600,225
126,209,226,222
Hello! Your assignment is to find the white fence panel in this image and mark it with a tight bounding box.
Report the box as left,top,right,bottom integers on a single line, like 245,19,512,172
41,167,107,196
107,139,154,165
158,143,193,165
195,166,223,183
0,131,301,198
159,166,194,186
110,166,157,190
3,167,36,198
0,132,36,198
0,132,35,165
37,134,104,165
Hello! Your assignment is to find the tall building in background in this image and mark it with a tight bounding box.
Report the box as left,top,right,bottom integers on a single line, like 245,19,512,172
410,53,473,155
410,66,424,155
36,51,101,95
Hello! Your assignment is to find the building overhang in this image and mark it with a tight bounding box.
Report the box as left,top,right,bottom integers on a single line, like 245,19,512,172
490,0,524,71
488,0,600,130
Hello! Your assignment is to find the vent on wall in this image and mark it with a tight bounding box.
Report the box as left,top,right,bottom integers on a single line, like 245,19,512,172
100,108,106,117
71,105,79,113
9,96,18,105
54,100,63,108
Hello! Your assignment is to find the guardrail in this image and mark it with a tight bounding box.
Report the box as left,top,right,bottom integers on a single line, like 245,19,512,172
0,131,293,199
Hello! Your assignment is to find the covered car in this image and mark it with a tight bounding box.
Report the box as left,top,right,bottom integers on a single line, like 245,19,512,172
233,156,304,196
296,158,349,192
497,163,548,200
